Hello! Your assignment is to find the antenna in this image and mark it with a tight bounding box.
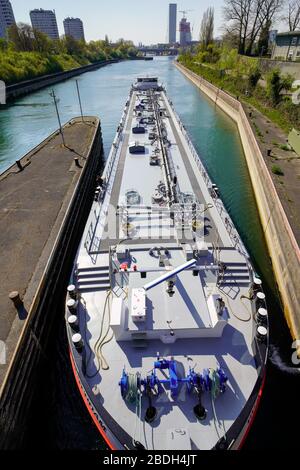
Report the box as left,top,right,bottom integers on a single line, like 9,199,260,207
49,89,65,146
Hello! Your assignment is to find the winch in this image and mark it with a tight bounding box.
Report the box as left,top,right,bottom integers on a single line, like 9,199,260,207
119,358,228,422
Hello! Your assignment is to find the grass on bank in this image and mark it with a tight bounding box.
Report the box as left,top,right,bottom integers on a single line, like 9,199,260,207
272,165,285,176
178,48,298,134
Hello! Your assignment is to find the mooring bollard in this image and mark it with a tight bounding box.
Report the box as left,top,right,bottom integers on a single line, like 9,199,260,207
74,157,82,168
9,291,24,309
16,160,23,171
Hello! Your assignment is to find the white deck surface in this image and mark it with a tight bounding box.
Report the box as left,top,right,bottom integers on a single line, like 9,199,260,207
72,87,261,450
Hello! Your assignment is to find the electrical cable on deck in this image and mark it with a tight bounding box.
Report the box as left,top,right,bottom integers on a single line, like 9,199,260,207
213,235,252,322
217,287,252,322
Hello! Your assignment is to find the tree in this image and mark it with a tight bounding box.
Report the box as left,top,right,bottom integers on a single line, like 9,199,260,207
246,0,284,55
266,69,293,105
223,0,284,56
63,35,85,56
7,23,35,51
248,67,262,89
222,31,240,50
223,0,253,55
283,0,300,30
32,29,52,54
0,38,8,52
200,7,214,49
256,19,272,56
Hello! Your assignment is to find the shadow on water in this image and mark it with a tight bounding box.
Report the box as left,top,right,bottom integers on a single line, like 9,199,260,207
2,57,298,449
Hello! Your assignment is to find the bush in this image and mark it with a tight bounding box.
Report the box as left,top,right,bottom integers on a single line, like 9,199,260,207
248,68,261,90
0,26,139,84
272,165,284,176
196,44,220,64
0,51,65,84
279,144,290,151
266,69,293,105
178,49,300,133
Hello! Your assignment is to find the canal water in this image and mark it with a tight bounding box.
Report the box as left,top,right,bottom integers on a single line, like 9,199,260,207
1,57,298,449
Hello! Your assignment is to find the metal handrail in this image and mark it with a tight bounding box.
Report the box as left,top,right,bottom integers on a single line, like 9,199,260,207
109,248,129,296
165,94,249,258
84,92,133,254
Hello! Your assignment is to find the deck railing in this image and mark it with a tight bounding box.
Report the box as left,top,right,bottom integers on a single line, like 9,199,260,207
84,91,133,254
165,94,249,259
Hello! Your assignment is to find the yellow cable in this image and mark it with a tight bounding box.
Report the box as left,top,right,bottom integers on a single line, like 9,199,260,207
217,287,252,323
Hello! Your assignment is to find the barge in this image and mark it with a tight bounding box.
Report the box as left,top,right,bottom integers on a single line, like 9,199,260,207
65,77,269,450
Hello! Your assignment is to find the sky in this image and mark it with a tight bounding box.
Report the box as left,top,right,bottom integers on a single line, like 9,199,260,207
11,0,286,45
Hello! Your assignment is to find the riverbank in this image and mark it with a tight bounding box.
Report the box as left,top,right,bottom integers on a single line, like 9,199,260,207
0,116,103,447
178,54,298,134
4,57,152,102
176,61,300,354
5,59,120,101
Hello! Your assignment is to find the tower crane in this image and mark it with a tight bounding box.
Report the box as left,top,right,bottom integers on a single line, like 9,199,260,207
179,10,194,19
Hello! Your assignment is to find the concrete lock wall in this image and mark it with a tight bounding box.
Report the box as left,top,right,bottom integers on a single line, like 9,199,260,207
176,62,300,351
0,117,104,449
259,59,300,80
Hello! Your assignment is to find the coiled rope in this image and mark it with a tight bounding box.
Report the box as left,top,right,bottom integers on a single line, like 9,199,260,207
94,291,113,371
81,290,114,378
209,369,227,441
125,373,143,447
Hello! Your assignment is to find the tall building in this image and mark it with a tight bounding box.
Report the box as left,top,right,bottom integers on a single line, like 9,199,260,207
30,9,59,40
0,0,15,38
168,3,177,44
64,17,85,41
179,17,192,46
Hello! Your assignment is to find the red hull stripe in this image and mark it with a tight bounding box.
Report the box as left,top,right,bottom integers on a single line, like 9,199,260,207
238,372,266,449
69,350,117,451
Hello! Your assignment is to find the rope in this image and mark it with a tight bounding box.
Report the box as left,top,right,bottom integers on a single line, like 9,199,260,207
126,373,139,404
217,286,252,322
81,296,101,379
209,369,227,441
81,290,114,377
212,228,252,323
125,373,143,447
94,290,113,371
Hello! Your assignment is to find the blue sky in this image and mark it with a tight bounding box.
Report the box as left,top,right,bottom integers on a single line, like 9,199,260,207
11,0,226,44
11,0,286,45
